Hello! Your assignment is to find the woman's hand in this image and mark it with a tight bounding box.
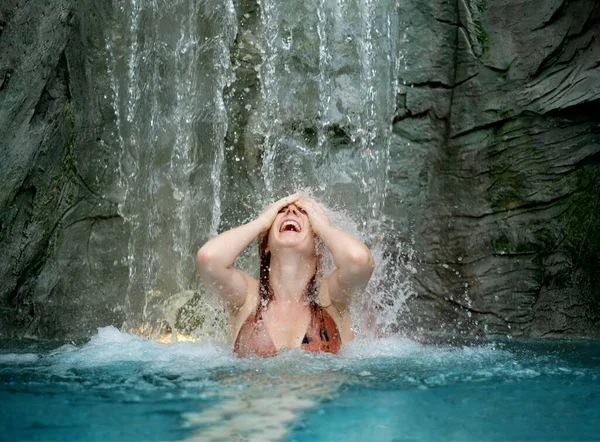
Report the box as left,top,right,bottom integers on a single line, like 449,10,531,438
257,194,300,233
295,195,374,312
197,193,297,311
296,196,330,237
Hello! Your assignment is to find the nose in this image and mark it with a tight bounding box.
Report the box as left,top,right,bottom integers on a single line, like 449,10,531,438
286,204,300,216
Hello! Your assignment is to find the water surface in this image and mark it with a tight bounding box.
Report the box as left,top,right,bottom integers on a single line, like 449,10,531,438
1,327,599,441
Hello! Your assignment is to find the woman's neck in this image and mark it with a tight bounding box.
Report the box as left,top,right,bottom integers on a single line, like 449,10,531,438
268,253,317,303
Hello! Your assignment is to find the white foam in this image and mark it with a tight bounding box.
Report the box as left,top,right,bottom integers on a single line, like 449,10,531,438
88,325,141,345
0,353,40,364
47,326,234,374
341,335,425,359
0,327,519,388
45,328,512,372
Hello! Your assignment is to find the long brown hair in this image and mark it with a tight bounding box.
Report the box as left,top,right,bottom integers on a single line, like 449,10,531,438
258,232,319,307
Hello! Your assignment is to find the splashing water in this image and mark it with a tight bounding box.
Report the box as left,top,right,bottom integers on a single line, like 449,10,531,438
107,0,413,341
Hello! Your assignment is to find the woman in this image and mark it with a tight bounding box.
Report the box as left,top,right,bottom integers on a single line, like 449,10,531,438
196,194,374,356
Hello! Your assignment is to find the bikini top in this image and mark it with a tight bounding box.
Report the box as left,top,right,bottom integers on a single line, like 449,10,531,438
233,301,342,357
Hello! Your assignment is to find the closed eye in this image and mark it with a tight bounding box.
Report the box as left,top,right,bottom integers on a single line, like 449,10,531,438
298,207,306,214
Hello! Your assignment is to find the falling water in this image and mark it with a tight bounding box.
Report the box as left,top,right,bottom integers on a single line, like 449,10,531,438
107,0,236,336
249,0,399,214
107,0,412,340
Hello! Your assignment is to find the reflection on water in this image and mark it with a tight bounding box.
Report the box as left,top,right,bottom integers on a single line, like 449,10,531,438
185,370,347,441
1,327,599,441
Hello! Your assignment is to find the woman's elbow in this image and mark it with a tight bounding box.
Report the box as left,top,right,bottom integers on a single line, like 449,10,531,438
195,246,213,270
348,247,374,275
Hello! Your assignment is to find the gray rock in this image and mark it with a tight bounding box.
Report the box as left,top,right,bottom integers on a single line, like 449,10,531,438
387,0,600,338
0,1,128,338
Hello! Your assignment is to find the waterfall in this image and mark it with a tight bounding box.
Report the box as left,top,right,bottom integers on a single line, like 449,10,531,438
250,0,399,213
107,0,236,336
107,0,410,339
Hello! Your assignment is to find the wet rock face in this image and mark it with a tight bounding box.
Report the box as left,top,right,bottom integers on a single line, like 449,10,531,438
0,1,128,338
388,0,600,337
0,0,598,339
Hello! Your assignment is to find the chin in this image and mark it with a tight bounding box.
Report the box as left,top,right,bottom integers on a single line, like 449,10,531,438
270,233,316,256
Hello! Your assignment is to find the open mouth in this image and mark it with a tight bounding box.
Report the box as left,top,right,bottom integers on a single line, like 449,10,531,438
279,219,301,233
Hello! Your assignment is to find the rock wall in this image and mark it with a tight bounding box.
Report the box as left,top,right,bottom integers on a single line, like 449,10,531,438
388,0,600,337
0,0,598,339
0,1,128,338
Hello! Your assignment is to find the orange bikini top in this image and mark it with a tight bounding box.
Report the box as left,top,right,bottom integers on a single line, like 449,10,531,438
234,301,342,357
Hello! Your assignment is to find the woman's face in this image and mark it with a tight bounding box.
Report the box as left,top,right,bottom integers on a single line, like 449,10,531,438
267,203,316,256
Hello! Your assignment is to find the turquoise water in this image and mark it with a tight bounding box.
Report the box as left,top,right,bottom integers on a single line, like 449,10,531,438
1,327,599,441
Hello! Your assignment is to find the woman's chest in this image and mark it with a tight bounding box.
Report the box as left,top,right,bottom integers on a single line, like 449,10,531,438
262,307,312,350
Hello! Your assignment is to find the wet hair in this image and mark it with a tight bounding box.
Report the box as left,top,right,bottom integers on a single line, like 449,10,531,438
258,232,319,307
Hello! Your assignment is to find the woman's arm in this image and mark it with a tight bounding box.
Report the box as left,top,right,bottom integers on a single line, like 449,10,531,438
196,194,299,310
296,197,374,311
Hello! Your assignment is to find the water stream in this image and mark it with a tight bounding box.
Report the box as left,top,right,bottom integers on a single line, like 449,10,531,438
107,0,237,337
106,0,410,340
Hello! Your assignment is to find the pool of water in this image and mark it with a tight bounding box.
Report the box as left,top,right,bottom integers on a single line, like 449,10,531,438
1,326,599,441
